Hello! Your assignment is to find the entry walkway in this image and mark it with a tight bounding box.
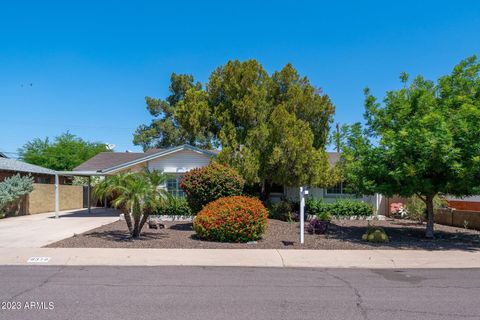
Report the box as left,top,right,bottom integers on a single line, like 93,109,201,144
0,208,119,248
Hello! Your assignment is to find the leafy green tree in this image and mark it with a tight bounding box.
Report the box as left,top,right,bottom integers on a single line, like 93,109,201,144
18,132,108,171
133,73,215,150
342,56,480,238
93,170,167,238
134,60,338,198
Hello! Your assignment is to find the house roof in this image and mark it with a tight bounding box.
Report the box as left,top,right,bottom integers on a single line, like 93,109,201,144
0,152,8,158
74,144,218,173
74,152,146,171
0,158,56,175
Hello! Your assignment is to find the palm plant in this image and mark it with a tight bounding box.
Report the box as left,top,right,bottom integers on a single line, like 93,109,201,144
94,170,167,238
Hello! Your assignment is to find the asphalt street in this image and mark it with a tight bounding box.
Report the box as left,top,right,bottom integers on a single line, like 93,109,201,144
0,266,479,320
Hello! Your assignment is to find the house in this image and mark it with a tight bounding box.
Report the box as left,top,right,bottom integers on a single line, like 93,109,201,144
0,158,85,215
0,151,8,158
74,145,219,196
0,157,58,183
74,144,382,212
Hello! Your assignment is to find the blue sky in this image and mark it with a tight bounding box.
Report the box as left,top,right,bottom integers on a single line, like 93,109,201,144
1,1,479,157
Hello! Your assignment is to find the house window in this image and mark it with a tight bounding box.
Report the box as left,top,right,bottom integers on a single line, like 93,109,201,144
326,182,344,195
166,174,185,197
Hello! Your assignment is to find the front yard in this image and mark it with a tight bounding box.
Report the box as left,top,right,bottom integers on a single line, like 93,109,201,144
47,218,480,250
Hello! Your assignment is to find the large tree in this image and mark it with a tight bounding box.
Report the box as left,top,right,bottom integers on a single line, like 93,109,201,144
134,60,338,198
19,132,109,171
342,56,480,238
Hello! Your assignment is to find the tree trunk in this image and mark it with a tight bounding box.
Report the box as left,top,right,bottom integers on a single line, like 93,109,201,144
132,217,141,238
138,211,150,235
122,206,134,234
425,195,435,238
260,180,271,202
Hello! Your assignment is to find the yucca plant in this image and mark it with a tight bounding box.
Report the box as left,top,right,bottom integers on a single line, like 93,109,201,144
94,170,167,238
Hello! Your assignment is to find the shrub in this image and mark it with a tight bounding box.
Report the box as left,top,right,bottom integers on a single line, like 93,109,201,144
268,199,298,221
193,196,268,242
181,163,245,213
0,174,34,215
405,195,447,222
362,227,389,242
307,217,329,234
155,195,193,216
307,198,373,218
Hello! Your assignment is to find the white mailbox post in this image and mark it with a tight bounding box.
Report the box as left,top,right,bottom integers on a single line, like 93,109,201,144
299,186,309,244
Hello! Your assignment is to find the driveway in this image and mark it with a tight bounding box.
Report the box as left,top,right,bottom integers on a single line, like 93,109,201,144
0,208,119,248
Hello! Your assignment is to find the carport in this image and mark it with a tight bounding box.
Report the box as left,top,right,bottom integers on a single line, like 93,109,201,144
54,171,112,219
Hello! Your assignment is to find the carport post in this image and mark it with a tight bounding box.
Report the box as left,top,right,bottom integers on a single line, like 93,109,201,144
87,176,91,214
104,176,107,210
54,174,59,219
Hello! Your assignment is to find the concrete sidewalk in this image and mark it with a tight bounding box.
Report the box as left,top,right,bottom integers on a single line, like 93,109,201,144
1,247,479,268
0,208,119,248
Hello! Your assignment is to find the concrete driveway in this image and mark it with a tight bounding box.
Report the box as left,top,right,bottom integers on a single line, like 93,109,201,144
0,208,119,248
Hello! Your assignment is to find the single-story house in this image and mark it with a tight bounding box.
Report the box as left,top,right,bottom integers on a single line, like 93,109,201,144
74,144,383,212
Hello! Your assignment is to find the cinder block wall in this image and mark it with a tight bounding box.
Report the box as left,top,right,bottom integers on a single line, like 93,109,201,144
435,208,480,230
28,184,84,214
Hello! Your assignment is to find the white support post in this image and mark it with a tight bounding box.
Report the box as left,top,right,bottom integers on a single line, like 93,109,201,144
87,176,91,214
54,174,59,219
299,186,305,244
104,176,107,210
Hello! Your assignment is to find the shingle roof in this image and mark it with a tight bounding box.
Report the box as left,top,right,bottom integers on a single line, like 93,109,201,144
0,158,56,175
74,152,147,171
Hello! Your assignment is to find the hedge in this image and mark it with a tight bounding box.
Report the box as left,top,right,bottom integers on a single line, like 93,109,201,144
193,196,268,242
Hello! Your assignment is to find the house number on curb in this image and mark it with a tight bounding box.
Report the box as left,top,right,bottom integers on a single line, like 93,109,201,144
27,257,51,263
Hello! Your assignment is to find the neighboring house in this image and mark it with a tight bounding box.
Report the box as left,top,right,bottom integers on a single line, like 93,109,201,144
0,157,59,183
74,145,382,212
0,158,84,215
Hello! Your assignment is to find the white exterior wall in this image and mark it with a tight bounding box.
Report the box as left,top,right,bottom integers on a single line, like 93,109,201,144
147,149,213,173
284,186,380,213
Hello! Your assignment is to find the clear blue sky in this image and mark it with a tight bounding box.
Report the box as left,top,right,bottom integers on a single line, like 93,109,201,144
1,1,479,157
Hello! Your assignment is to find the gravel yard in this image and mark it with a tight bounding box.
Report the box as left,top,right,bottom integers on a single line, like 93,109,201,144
47,218,480,250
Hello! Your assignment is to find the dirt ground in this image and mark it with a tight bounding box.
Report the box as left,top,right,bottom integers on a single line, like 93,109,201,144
47,217,480,250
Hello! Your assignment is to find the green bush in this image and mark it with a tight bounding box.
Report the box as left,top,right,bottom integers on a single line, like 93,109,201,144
0,174,34,215
405,195,447,222
180,163,245,213
193,196,269,242
307,198,373,218
155,195,193,216
268,200,296,221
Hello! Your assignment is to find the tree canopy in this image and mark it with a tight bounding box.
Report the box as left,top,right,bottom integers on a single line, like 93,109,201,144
134,60,338,197
341,56,480,237
19,132,109,171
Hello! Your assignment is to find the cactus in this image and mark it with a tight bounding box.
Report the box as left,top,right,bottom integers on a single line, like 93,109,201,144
362,227,389,242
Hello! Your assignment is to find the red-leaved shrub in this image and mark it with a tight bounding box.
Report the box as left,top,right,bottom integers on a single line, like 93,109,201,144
193,196,268,242
180,162,245,213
